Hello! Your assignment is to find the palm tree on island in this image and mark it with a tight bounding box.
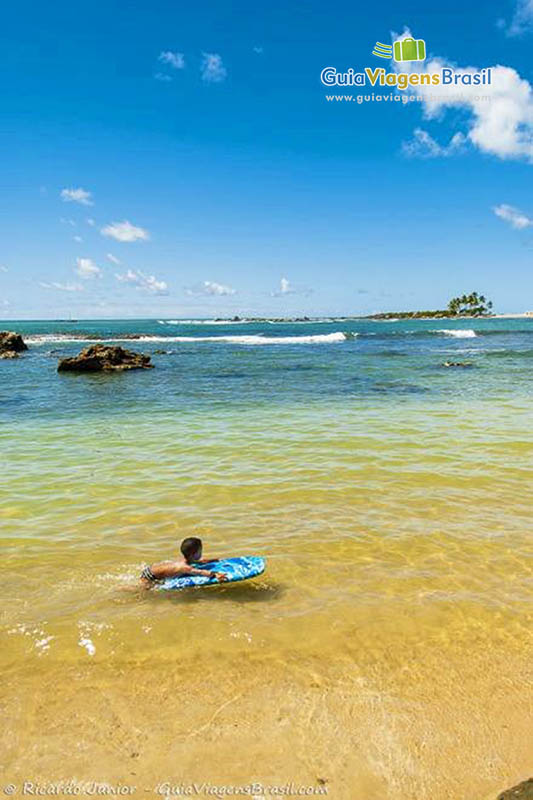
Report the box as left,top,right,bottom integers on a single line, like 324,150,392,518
368,292,494,320
447,292,493,316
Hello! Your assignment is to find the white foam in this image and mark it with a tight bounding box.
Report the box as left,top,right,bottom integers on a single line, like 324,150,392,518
27,332,349,346
35,635,54,654
158,318,342,325
78,636,95,656
156,332,347,344
159,319,252,325
435,329,477,338
25,334,98,344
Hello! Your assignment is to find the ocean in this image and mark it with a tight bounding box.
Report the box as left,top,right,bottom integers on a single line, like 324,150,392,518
1,317,532,800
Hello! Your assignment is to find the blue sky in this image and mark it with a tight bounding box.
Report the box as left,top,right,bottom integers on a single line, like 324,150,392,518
1,0,533,319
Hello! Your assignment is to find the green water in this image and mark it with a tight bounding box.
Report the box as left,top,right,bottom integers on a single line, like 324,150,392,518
1,317,532,800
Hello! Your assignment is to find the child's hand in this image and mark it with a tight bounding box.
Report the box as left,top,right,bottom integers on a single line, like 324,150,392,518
214,572,228,582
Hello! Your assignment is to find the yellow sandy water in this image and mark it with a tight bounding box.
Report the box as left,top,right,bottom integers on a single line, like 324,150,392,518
1,398,532,800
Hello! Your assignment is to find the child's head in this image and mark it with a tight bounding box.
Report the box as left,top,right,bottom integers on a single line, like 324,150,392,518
180,536,203,563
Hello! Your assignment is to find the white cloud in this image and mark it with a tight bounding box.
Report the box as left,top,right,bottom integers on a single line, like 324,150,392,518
116,269,139,284
155,72,173,82
100,220,150,242
60,187,93,206
185,280,235,296
271,277,312,297
506,0,533,35
75,257,102,280
106,253,121,264
115,269,168,295
402,128,466,158
40,281,84,292
0,265,8,273
493,203,533,229
143,275,168,294
86,218,95,226
275,277,292,296
158,51,185,69
73,235,83,243
393,31,533,163
201,53,227,83
60,217,76,226
253,46,264,54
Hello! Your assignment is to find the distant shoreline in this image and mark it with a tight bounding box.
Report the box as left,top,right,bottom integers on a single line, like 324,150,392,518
206,313,533,322
492,313,533,318
1,313,533,324
364,312,533,321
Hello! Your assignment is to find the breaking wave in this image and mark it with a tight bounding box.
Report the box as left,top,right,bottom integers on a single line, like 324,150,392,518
25,332,350,346
158,319,253,325
434,329,477,338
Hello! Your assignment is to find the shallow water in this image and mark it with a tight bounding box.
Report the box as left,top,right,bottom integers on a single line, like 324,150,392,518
1,318,532,799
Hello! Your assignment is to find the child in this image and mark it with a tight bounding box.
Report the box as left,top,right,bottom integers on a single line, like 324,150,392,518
140,536,227,588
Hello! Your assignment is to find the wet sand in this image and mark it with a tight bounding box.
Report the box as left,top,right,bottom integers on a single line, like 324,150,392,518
3,618,532,800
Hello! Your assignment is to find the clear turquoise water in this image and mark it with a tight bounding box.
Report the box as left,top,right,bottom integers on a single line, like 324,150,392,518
2,317,533,421
1,317,532,799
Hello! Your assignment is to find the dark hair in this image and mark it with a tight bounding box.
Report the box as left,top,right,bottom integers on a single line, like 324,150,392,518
181,537,202,561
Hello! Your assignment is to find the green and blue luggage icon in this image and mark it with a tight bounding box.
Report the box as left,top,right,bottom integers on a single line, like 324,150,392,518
393,37,426,62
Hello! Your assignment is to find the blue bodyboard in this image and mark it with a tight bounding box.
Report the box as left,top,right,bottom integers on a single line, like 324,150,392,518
157,556,265,591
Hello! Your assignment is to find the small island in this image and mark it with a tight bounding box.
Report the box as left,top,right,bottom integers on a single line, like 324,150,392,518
206,293,498,324
367,292,493,320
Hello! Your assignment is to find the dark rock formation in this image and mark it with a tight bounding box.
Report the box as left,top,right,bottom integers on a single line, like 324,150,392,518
57,345,153,372
497,779,533,800
0,331,28,359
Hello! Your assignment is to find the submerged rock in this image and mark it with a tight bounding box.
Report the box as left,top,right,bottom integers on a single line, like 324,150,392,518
0,331,28,359
497,779,533,800
442,361,474,368
57,344,154,372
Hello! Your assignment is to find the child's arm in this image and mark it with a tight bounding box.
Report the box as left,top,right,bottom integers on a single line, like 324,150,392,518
184,565,228,581
186,566,215,577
